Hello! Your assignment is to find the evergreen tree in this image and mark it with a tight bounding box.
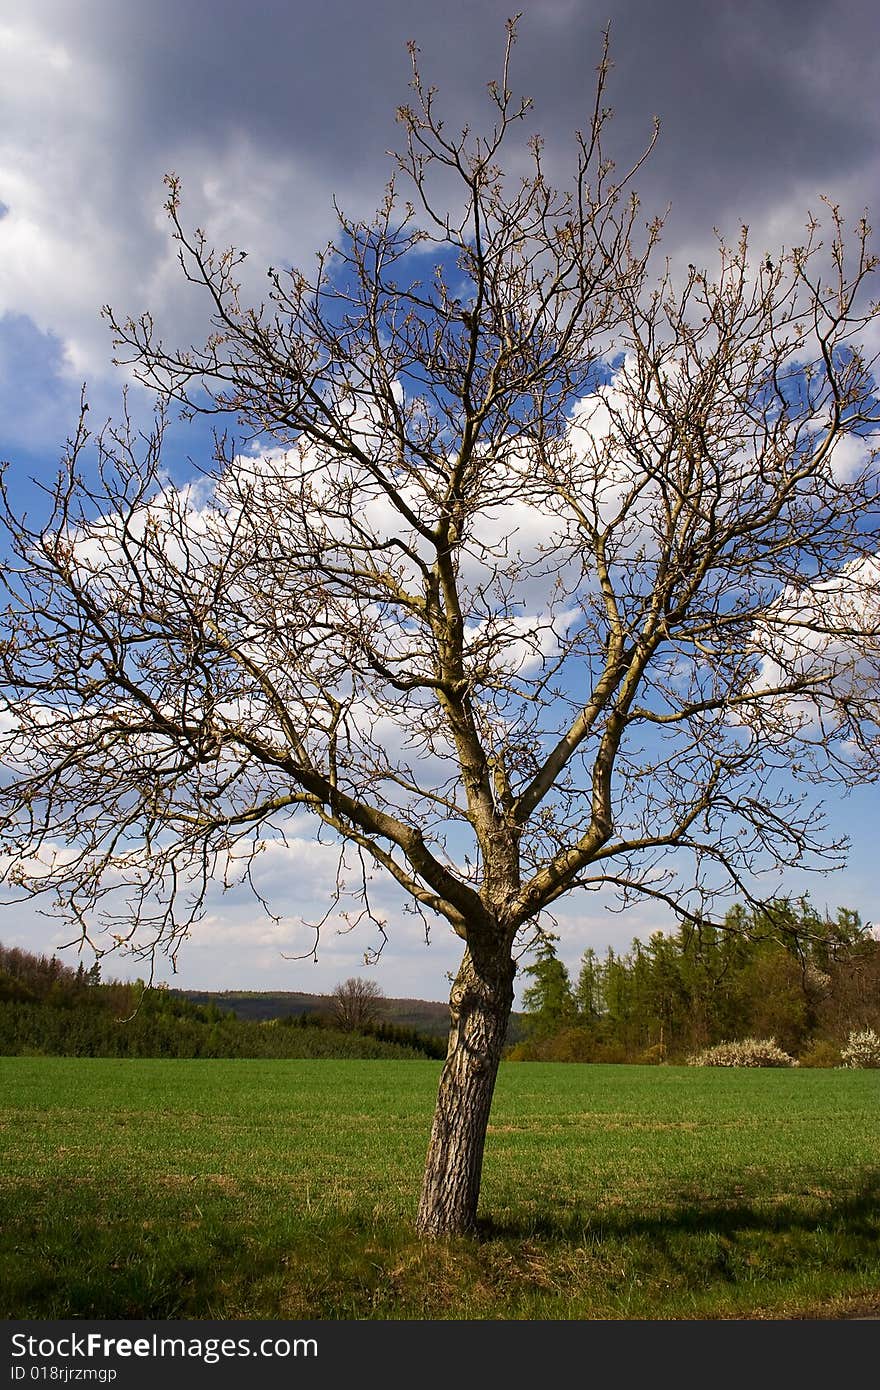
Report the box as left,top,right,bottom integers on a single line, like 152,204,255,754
575,947,604,1022
522,936,576,1039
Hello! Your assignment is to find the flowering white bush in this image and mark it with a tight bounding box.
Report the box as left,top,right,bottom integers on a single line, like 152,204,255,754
686,1037,797,1068
839,1028,880,1068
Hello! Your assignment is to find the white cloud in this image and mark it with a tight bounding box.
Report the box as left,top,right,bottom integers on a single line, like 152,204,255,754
826,433,875,483
748,554,880,737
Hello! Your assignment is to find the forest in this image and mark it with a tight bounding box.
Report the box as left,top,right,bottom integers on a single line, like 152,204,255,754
2,896,877,1066
0,944,444,1060
511,899,880,1065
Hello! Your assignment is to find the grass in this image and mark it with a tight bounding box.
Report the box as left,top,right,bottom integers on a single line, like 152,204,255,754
1,1056,879,1319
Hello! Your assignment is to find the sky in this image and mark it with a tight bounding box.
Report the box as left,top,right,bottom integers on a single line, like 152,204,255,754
1,0,879,1004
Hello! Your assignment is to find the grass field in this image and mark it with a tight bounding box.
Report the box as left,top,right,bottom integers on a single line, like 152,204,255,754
1,1056,879,1319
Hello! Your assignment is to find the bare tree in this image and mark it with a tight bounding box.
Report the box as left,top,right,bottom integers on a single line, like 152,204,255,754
1,22,879,1235
330,977,385,1033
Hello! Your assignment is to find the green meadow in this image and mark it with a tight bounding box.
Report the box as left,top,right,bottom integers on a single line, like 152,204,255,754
1,1056,879,1319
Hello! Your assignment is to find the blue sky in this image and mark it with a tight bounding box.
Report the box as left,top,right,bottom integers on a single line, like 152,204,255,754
1,1,879,1003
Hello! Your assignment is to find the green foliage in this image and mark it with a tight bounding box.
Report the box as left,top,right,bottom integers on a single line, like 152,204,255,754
514,899,880,1063
520,935,576,1039
0,943,440,1061
364,1020,447,1059
798,1039,843,1069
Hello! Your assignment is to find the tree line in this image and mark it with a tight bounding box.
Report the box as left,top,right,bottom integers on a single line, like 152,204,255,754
512,899,880,1064
4,896,877,1066
0,944,444,1060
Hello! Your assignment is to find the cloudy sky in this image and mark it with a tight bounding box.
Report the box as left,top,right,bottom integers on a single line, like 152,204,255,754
1,0,879,1002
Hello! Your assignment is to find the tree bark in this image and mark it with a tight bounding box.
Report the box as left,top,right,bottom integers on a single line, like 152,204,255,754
416,940,515,1236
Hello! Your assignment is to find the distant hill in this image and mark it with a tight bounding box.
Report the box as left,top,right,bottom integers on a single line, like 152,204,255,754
178,989,528,1044
0,940,528,1053
0,943,448,1060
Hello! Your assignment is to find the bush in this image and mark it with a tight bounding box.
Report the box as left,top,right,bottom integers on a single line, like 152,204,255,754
687,1037,797,1067
505,1028,596,1061
588,1041,630,1064
840,1028,880,1068
505,1031,627,1063
543,1027,597,1062
797,1039,842,1069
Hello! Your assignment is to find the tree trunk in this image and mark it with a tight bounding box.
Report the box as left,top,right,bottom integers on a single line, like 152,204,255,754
416,940,515,1237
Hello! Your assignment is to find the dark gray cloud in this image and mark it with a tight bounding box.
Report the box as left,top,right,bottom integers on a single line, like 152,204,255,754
3,0,878,395
36,0,880,217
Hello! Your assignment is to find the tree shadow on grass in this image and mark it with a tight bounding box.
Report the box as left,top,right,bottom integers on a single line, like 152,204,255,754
4,1177,880,1318
478,1172,880,1248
